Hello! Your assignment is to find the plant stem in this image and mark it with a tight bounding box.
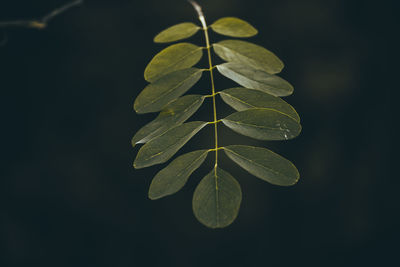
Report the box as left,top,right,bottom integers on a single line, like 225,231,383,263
0,0,83,29
188,0,219,167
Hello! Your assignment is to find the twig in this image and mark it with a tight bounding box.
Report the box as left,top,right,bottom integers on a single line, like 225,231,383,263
0,0,83,30
42,0,83,24
187,0,206,28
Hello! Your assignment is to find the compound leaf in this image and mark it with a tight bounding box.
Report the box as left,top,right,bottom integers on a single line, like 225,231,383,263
224,145,299,186
193,167,242,228
134,68,203,114
134,121,207,169
217,63,293,97
220,87,300,122
144,43,203,82
149,150,209,200
210,17,258,38
154,22,200,43
213,39,283,74
132,95,205,146
222,108,301,140
134,7,302,229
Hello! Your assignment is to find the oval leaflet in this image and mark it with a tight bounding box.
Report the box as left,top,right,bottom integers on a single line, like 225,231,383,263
224,145,300,186
217,62,293,97
222,108,301,141
220,87,300,122
154,22,200,43
132,95,205,146
144,43,203,82
134,68,203,114
193,167,242,228
210,17,258,38
149,150,209,200
134,121,207,169
213,39,284,74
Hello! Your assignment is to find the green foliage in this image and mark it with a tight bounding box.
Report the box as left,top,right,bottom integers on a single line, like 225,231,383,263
149,150,209,200
134,68,203,113
144,43,203,82
222,108,301,141
132,3,302,228
134,121,207,169
213,40,283,74
223,145,299,186
132,95,205,146
153,22,200,43
219,87,300,122
210,17,258,37
217,62,294,96
193,167,242,228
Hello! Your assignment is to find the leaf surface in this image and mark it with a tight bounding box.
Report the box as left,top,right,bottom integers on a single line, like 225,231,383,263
224,145,299,186
193,167,242,228
217,63,293,97
222,108,301,140
154,22,200,43
132,95,205,146
220,87,299,122
134,68,203,114
144,43,203,82
210,17,258,37
148,150,209,200
213,39,283,74
134,121,207,169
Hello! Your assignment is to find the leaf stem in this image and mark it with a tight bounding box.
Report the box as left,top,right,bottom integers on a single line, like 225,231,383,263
208,147,225,152
189,0,219,168
206,120,222,125
204,91,220,98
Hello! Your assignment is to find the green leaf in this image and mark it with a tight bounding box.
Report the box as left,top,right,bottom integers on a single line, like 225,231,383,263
216,63,293,97
134,9,302,228
134,68,203,114
192,167,242,228
213,39,283,74
210,17,258,38
221,108,301,140
224,145,299,186
154,22,200,43
144,43,203,82
149,150,209,200
220,87,300,122
132,95,205,146
134,121,207,169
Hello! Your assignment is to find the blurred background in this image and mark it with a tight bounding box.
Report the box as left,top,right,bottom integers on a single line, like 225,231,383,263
0,0,397,266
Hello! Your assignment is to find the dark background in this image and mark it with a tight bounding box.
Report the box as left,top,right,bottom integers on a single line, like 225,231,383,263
0,0,397,266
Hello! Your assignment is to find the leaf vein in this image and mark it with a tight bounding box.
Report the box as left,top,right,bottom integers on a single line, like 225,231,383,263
223,119,279,131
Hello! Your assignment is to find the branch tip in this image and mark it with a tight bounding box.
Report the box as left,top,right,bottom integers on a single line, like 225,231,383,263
187,0,206,29
41,0,84,24
187,0,203,16
0,0,84,30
